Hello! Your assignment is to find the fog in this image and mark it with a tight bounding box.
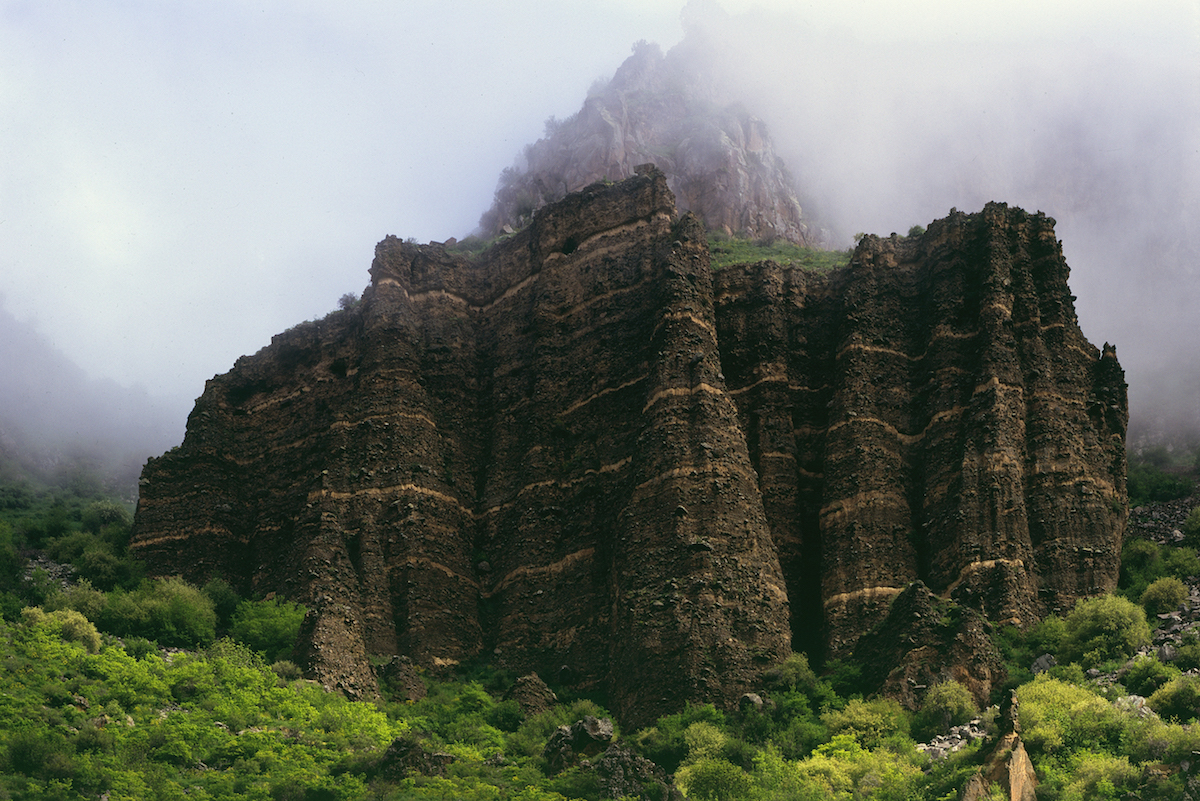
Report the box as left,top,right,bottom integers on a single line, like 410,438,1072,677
671,1,1200,446
1,0,1197,466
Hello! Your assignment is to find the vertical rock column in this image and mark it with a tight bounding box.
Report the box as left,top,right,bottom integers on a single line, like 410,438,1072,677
818,245,923,658
608,213,791,727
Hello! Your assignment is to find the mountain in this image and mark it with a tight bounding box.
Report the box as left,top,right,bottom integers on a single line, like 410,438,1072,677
130,168,1127,725
478,41,824,247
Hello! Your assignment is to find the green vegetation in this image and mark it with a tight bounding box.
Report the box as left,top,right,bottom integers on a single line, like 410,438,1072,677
1127,446,1195,508
7,472,1200,799
706,233,851,271
1058,595,1151,668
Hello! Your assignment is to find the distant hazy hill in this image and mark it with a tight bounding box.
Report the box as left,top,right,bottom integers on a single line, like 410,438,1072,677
0,304,181,496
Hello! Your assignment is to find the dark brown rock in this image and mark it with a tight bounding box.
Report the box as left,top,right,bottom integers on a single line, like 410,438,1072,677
132,167,1127,724
544,716,615,774
584,744,684,801
379,655,427,703
507,673,557,718
374,735,454,779
714,207,1128,659
850,581,1006,710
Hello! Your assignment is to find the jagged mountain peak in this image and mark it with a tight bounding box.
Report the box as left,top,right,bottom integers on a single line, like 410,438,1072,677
479,41,823,247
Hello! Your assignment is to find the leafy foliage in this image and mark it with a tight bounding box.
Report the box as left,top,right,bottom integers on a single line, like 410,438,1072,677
1059,594,1150,667
1141,576,1187,616
912,681,978,741
229,597,307,663
98,576,218,647
1127,451,1193,507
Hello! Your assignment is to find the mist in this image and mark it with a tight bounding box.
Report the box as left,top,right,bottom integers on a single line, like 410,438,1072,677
1,0,1197,469
665,1,1200,446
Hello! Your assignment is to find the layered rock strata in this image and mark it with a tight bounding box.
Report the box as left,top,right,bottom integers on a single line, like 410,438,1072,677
132,167,1127,723
714,204,1129,657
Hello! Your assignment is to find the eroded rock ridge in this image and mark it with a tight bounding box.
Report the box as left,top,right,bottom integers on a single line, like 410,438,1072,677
132,167,1127,724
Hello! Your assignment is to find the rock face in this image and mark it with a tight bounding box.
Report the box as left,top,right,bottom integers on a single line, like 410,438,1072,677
131,167,1127,725
479,41,819,246
850,582,1007,710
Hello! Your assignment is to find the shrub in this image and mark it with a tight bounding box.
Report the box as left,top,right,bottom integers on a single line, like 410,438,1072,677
631,704,727,773
1128,459,1192,507
675,757,753,801
820,697,909,748
124,636,158,660
202,577,242,628
1017,675,1125,756
1185,507,1200,541
1058,752,1140,801
683,721,726,763
46,578,107,621
914,681,977,740
81,500,132,533
4,727,75,779
1148,676,1200,722
23,606,101,653
100,577,217,647
764,653,819,693
229,597,307,662
1164,546,1200,579
1122,655,1179,697
1142,577,1187,617
271,660,305,682
1060,595,1150,667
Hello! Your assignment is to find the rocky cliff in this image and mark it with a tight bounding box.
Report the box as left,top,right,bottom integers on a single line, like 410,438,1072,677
132,167,1127,724
479,41,820,247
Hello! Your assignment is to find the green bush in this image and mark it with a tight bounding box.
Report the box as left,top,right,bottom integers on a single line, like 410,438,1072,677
1141,576,1187,617
229,597,307,662
675,757,753,801
80,499,131,533
22,605,101,653
1148,675,1200,722
765,652,818,690
1017,675,1126,756
820,697,909,749
1060,595,1151,667
203,577,242,628
631,704,727,773
1127,459,1193,507
913,681,978,740
99,576,217,647
683,721,727,763
46,577,106,621
1055,752,1141,801
1185,507,1200,541
1122,655,1179,697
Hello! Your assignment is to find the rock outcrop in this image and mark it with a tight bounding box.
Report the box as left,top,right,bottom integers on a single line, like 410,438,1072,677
132,167,1127,725
479,41,820,246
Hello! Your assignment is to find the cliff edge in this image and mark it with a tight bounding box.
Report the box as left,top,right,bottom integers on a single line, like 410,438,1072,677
132,167,1127,725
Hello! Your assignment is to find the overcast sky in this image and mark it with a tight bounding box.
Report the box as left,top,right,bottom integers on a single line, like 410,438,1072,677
2,0,1198,446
